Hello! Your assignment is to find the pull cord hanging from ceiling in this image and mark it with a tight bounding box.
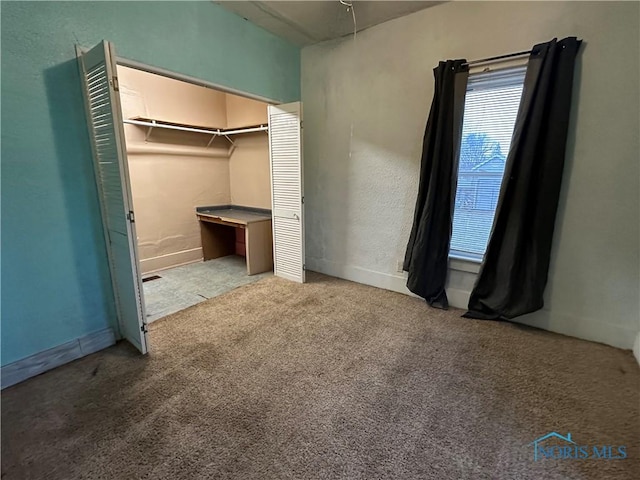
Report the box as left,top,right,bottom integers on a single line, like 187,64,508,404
338,0,357,164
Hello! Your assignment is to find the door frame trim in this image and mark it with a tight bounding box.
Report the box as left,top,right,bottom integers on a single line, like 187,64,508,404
116,56,281,105
77,46,281,104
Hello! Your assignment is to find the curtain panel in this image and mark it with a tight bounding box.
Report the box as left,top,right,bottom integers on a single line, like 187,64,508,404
404,60,469,308
465,37,582,320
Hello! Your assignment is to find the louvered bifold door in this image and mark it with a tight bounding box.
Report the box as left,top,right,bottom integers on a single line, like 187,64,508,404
77,41,148,353
268,102,305,283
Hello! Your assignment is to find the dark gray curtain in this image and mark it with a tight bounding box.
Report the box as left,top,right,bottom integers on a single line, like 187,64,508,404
465,37,582,320
404,60,468,308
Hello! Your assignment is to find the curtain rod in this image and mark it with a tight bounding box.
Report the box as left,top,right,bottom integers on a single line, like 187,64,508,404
464,49,532,67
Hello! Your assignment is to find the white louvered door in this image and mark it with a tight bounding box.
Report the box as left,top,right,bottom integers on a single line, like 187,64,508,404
77,41,148,353
268,102,305,283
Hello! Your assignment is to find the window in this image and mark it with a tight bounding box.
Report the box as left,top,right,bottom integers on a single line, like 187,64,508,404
450,66,526,262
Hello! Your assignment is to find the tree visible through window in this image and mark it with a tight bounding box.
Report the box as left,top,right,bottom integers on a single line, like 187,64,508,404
450,67,526,261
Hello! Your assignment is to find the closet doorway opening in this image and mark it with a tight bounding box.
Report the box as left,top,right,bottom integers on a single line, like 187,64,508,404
77,41,305,354
117,64,274,323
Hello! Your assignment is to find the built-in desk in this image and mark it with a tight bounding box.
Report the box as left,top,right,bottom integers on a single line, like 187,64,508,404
196,206,273,275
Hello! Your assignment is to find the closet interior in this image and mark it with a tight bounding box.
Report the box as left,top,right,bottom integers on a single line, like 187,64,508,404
117,65,273,322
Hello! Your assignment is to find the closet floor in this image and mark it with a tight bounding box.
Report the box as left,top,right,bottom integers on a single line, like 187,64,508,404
142,255,272,323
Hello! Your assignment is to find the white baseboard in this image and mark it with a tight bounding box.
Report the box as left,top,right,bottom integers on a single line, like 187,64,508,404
306,257,414,295
306,257,637,351
140,248,203,275
306,257,471,309
1,328,116,389
514,310,636,350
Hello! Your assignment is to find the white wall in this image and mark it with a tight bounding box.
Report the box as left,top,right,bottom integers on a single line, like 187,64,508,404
302,1,640,349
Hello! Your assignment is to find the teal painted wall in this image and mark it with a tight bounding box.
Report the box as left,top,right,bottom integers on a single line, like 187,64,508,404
1,1,300,365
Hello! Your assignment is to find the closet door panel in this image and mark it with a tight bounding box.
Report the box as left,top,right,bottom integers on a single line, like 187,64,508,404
268,102,305,283
77,41,148,354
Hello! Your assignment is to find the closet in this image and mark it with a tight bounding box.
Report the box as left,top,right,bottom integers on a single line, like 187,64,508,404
117,65,272,276
77,40,304,354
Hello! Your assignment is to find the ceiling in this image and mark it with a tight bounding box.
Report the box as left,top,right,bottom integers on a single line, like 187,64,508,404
216,1,443,46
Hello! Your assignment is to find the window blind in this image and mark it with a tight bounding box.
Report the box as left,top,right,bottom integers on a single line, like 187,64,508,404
450,66,526,261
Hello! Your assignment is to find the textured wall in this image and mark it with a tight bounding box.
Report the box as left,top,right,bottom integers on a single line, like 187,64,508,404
229,134,272,210
302,1,639,349
1,1,300,365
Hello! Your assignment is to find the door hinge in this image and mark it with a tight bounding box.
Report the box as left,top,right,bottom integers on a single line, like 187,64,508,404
127,211,135,223
301,196,304,204
300,121,303,129
303,264,306,271
141,323,148,333
110,76,119,92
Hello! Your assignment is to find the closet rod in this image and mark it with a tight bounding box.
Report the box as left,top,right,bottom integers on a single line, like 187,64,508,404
464,49,532,67
123,119,222,135
123,119,269,136
224,125,268,135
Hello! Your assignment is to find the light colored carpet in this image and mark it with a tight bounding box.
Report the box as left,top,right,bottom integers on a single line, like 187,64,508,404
2,273,639,479
142,256,272,323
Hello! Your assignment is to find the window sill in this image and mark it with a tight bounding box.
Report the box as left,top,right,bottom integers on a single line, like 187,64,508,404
449,255,482,274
